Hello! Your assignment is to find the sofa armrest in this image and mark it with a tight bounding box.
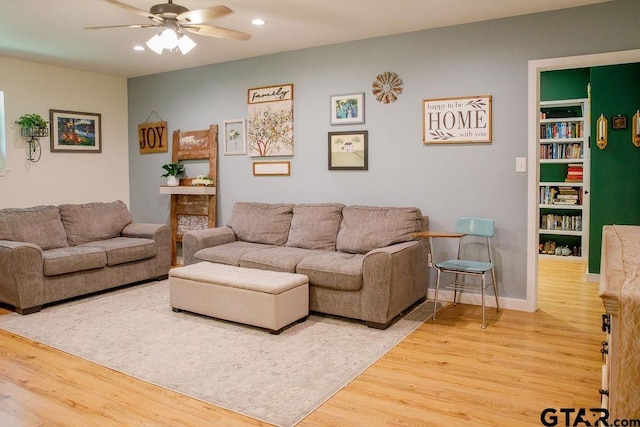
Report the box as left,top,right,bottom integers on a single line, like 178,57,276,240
361,240,428,325
121,223,171,277
0,240,45,313
182,227,238,265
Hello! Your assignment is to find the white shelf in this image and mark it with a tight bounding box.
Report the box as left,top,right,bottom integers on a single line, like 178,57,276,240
540,137,585,143
539,229,582,236
159,186,216,195
539,204,583,210
538,253,584,261
540,181,583,187
540,158,583,164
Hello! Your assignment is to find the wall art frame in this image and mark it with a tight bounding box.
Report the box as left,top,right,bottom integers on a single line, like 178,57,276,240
330,92,365,125
253,161,291,176
422,95,492,144
50,109,102,153
223,119,246,155
328,130,368,170
247,83,294,157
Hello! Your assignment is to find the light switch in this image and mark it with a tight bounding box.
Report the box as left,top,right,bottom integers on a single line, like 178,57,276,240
516,157,527,173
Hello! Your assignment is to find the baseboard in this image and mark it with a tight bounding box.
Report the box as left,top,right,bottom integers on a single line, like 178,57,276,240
426,289,531,312
586,272,600,283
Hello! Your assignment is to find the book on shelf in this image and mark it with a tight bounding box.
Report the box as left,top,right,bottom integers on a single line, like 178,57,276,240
540,214,582,231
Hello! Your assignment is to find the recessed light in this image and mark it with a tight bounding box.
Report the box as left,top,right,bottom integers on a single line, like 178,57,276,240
252,18,265,26
134,45,145,51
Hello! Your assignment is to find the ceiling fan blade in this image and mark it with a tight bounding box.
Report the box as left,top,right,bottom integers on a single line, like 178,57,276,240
177,6,232,24
85,24,158,30
103,0,162,21
184,24,251,41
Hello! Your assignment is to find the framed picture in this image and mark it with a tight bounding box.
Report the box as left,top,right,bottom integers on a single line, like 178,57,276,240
612,114,627,130
50,109,101,153
253,161,290,176
330,93,365,125
328,130,368,170
247,83,294,157
223,119,246,155
423,95,492,144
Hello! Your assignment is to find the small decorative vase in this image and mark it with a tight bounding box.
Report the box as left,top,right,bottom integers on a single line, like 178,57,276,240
167,176,180,187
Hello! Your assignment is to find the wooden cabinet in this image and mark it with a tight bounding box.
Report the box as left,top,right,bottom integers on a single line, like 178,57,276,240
160,125,217,266
538,99,590,260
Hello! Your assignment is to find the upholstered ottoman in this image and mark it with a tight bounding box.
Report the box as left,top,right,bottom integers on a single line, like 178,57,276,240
169,262,309,334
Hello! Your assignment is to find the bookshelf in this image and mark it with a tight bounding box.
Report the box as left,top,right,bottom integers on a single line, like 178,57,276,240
538,98,590,260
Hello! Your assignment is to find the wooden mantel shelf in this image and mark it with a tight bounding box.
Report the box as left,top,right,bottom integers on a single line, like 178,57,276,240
159,186,216,195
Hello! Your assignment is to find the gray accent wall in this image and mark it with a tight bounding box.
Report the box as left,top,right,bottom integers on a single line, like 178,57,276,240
128,0,640,301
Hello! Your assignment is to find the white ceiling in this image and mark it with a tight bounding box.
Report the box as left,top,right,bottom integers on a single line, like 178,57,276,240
0,0,610,78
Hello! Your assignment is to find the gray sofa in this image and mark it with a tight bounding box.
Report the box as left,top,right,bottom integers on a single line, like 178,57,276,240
183,202,429,328
0,201,171,314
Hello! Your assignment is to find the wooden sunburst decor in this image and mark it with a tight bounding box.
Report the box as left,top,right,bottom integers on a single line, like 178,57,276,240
372,72,403,103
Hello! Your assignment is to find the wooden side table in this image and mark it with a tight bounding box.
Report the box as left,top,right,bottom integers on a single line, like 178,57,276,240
412,231,466,268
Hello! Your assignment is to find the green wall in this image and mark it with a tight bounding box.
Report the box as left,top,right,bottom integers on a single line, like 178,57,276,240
589,64,640,273
542,65,640,274
541,69,590,102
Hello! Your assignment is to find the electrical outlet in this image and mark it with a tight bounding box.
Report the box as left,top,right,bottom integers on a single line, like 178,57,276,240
516,157,527,173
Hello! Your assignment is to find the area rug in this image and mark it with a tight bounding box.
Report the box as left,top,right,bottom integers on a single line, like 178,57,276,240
0,281,433,427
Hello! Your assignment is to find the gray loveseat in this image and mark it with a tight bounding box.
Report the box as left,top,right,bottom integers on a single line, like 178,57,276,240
183,202,428,328
0,201,171,314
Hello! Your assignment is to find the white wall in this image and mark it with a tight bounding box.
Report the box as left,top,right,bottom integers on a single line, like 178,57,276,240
0,57,129,209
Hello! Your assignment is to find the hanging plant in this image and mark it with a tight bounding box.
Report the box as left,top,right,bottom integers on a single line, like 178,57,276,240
15,113,48,129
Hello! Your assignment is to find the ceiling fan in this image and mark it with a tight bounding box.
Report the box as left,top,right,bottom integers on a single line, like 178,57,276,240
85,0,252,54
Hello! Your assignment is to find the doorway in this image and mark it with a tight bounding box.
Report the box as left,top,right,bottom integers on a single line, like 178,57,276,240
526,49,640,312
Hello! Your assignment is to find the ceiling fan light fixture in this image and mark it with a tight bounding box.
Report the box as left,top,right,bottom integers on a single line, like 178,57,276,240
178,34,197,54
160,28,179,49
146,34,164,54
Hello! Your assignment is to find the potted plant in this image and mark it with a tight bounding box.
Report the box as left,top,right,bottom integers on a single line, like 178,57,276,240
161,161,185,187
16,113,49,137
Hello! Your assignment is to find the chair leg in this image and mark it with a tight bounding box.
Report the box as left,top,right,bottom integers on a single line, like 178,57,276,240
453,273,460,305
481,275,486,329
433,269,441,321
491,267,500,312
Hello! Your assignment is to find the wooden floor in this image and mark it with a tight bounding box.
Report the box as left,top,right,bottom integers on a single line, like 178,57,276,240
0,258,603,426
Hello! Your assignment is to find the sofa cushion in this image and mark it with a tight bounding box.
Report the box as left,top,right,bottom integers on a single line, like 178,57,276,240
0,205,69,250
227,202,294,246
240,246,326,273
286,203,344,251
59,200,132,245
194,241,275,266
77,237,156,266
336,206,422,254
296,251,364,291
43,246,107,276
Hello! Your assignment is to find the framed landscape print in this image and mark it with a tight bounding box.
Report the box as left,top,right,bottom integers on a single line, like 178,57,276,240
330,93,364,125
328,130,368,170
50,109,102,153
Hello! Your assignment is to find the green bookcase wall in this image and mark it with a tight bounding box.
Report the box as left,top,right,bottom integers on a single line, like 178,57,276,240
541,65,640,274
540,69,589,261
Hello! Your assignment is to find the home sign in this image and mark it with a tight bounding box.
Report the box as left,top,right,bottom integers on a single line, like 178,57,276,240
138,121,168,154
423,95,492,144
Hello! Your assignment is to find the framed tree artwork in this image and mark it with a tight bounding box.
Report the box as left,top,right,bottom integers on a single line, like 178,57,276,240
247,84,294,157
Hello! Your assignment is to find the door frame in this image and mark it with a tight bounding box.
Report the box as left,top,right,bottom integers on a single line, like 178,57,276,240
526,49,640,312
